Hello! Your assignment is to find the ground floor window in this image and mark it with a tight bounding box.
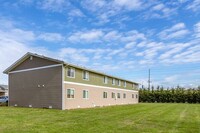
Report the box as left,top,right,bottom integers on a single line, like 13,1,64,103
117,93,120,98
136,94,138,99
123,93,126,98
132,94,134,98
83,90,89,99
112,92,115,98
67,89,75,98
103,92,107,98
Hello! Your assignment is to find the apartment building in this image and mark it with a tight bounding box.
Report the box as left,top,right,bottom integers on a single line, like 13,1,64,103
3,52,139,110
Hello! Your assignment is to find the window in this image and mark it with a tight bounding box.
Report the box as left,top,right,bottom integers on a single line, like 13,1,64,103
103,76,108,84
117,80,121,86
67,68,75,78
132,94,134,98
124,81,126,87
123,93,126,98
83,71,89,80
111,92,115,98
103,92,107,98
112,78,115,85
136,94,138,99
117,93,120,98
132,84,135,89
83,90,89,99
67,89,74,98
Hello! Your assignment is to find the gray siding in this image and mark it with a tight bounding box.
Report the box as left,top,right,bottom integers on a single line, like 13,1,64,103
13,56,59,71
9,66,62,109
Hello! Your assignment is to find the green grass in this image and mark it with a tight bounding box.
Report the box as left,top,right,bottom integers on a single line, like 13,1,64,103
0,103,199,133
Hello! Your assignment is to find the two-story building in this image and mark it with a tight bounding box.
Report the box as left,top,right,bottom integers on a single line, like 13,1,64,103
3,52,139,110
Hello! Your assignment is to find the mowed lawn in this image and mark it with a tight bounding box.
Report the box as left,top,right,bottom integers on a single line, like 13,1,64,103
0,103,199,133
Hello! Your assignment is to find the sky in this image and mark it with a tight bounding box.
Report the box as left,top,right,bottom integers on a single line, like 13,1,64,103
0,0,200,88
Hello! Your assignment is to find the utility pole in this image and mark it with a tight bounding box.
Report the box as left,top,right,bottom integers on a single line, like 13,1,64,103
148,69,151,89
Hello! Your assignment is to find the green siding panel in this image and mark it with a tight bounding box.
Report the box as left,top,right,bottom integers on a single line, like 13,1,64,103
64,67,138,90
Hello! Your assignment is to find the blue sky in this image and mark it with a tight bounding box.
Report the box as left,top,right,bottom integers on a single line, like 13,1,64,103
0,0,200,88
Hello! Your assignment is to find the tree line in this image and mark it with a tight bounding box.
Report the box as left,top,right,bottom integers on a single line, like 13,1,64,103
139,86,200,103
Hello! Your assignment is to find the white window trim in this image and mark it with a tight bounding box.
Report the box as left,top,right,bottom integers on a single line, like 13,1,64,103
67,67,75,78
132,94,134,98
111,92,115,99
103,91,108,98
66,88,75,99
124,81,126,88
118,80,121,86
83,90,89,99
103,76,108,84
112,78,115,85
82,71,89,81
123,93,126,98
117,93,121,99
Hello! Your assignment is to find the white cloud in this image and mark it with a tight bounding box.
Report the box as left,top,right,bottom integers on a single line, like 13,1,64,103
0,28,35,42
38,32,65,42
164,75,179,83
68,9,85,17
194,22,200,38
159,43,191,60
186,0,200,11
152,4,165,11
143,2,177,19
68,29,146,44
113,0,143,10
68,29,104,42
38,0,69,12
158,23,189,40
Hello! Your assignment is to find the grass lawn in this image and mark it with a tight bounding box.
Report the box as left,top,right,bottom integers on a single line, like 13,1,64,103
0,103,199,133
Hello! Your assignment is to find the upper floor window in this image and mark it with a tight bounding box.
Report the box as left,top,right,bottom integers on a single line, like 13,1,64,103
83,90,89,99
83,71,89,80
117,80,121,86
112,78,115,85
67,89,74,98
103,92,107,98
132,84,135,89
67,68,75,78
103,76,108,84
124,81,126,87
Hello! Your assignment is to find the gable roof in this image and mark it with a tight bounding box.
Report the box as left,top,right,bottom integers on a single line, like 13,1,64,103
3,52,139,85
3,52,64,74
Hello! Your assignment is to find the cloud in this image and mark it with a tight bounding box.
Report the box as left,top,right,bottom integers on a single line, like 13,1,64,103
38,32,65,42
37,0,69,12
159,43,192,60
113,0,143,10
68,29,146,44
68,9,85,17
142,2,177,19
81,0,152,25
186,0,200,11
164,75,179,83
0,28,35,43
158,23,189,40
68,29,104,43
194,22,200,38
